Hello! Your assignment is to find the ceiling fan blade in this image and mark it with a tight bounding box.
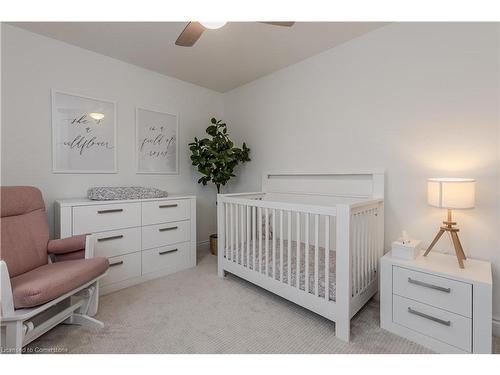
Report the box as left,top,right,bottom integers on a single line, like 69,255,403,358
261,22,295,27
175,22,205,47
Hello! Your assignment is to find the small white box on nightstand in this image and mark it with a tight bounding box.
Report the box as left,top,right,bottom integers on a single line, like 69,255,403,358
391,239,421,260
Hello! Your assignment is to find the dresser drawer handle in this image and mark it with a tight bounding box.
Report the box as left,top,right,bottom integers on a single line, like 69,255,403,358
97,235,124,242
159,226,178,232
97,208,124,214
159,204,178,208
159,248,178,255
407,307,451,326
408,277,451,293
109,260,124,267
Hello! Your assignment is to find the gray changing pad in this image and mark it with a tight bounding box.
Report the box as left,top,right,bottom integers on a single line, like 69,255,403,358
88,186,168,201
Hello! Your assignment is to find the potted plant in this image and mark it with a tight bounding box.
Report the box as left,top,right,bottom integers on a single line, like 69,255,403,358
189,118,251,255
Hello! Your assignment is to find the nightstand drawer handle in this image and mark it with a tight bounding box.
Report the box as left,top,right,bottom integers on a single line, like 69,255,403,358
408,307,451,326
159,248,178,255
109,261,124,267
408,277,451,293
159,226,178,232
159,204,178,208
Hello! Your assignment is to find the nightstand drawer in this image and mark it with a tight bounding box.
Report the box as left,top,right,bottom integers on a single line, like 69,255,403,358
393,266,472,317
393,295,471,352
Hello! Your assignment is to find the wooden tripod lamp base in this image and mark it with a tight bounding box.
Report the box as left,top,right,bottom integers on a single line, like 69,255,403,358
425,178,475,269
423,209,467,268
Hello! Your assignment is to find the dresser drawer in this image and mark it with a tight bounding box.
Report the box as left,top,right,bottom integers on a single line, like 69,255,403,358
142,199,190,226
393,266,472,317
93,227,141,258
141,220,190,250
142,242,190,275
101,252,141,286
72,203,141,234
393,295,471,352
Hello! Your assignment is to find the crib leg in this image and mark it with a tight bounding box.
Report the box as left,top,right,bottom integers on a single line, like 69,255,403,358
218,266,228,278
336,319,351,342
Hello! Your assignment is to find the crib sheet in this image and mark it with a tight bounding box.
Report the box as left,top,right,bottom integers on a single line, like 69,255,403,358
224,240,337,301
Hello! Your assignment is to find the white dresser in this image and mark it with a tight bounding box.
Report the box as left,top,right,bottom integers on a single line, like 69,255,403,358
380,250,492,353
55,195,196,295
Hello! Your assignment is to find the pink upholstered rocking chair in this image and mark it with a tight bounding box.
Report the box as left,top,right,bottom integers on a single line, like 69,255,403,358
0,186,109,353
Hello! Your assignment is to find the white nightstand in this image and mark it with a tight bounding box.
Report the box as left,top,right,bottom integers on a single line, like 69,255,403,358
380,250,492,353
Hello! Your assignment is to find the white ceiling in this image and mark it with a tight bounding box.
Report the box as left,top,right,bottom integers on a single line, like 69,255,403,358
11,22,387,93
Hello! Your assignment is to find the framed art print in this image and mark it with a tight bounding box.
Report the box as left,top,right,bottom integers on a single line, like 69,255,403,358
51,90,117,173
136,107,179,174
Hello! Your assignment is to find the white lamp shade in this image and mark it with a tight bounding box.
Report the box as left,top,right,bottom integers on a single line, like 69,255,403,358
427,178,475,209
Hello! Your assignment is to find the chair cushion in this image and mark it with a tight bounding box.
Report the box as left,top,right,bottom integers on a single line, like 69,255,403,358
48,235,87,254
1,210,50,277
1,186,50,277
10,257,109,309
1,186,45,218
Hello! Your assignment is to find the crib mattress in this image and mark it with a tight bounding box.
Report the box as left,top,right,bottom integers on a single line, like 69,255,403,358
224,240,337,301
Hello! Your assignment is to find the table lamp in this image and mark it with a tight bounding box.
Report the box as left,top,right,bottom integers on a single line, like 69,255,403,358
424,178,475,268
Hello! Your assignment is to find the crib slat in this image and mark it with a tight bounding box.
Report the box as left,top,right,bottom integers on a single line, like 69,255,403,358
240,205,245,265
258,207,262,273
280,210,284,282
359,213,366,293
265,208,269,277
358,213,362,294
371,209,376,282
236,204,241,263
374,208,378,280
362,211,367,290
230,204,234,261
296,212,300,289
314,214,319,297
287,211,292,285
304,213,309,293
325,215,330,301
246,206,250,268
351,213,355,296
354,213,359,296
272,209,276,280
368,209,373,282
252,206,256,271
224,202,228,260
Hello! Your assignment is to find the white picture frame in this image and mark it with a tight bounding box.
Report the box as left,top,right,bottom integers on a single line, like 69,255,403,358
51,90,117,174
135,107,179,175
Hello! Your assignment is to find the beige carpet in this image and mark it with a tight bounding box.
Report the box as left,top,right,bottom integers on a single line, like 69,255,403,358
28,249,499,354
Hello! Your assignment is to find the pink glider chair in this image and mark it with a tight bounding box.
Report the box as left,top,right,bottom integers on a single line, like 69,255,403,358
0,186,109,353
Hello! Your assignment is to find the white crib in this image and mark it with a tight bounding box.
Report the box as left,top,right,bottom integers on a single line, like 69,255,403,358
217,171,384,342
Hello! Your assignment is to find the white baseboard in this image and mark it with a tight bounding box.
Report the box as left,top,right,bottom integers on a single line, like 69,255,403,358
197,240,210,252
493,316,500,337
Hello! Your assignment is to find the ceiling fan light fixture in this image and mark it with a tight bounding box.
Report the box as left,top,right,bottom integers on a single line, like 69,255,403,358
199,22,227,30
89,112,105,121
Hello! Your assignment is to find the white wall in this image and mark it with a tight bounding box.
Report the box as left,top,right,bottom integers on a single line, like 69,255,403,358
1,24,223,242
224,23,500,321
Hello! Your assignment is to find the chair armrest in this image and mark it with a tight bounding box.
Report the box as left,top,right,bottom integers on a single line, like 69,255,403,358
0,260,14,316
48,234,87,255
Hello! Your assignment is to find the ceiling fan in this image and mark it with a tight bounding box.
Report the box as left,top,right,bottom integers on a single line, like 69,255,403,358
175,22,295,47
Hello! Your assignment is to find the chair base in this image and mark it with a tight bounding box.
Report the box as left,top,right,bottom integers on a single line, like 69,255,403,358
1,283,103,354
